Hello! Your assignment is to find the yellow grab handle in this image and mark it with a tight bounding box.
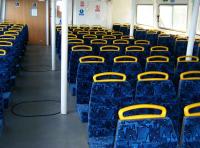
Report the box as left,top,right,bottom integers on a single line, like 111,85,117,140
4,31,19,35
114,56,138,63
138,71,169,81
180,71,200,80
68,39,84,44
135,40,150,45
119,104,167,120
147,31,158,34
159,34,171,37
151,46,169,52
95,31,107,35
146,56,169,63
93,72,126,82
121,36,134,39
0,41,13,46
113,39,129,44
79,56,105,63
126,46,145,52
102,35,116,39
113,23,121,26
72,45,92,51
0,49,7,55
77,31,90,35
177,56,199,62
112,32,123,35
68,34,77,39
184,103,200,117
90,39,107,44
100,45,120,51
83,35,97,39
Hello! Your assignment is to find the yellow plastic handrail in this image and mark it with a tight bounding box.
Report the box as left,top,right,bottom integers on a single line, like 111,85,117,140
100,45,120,51
151,46,169,52
114,56,138,63
72,45,92,51
121,36,134,39
79,56,105,63
111,32,123,36
159,34,171,37
184,103,200,117
135,40,150,45
0,28,3,31
0,49,7,55
68,39,84,44
147,56,169,63
119,104,167,120
68,34,77,39
113,39,129,44
93,72,126,82
0,34,16,40
0,41,13,47
176,37,188,41
138,71,169,81
113,23,121,26
126,46,145,52
102,35,116,40
83,34,97,39
95,31,107,35
77,31,90,35
180,71,200,80
147,30,158,34
4,31,19,35
90,39,107,44
177,56,199,63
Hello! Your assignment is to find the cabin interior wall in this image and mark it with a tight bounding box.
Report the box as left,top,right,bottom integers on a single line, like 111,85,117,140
6,0,46,45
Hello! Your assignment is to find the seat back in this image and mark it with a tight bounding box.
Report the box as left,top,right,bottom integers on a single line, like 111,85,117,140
88,72,133,148
76,56,107,122
150,46,171,57
135,71,179,135
146,30,158,46
174,56,200,87
112,56,142,93
175,38,188,58
178,71,200,107
134,40,151,56
69,45,93,84
113,23,121,31
146,56,174,79
119,24,130,35
99,45,120,66
113,39,129,54
83,34,97,45
90,39,107,54
115,104,178,148
121,36,134,45
102,35,116,44
158,34,174,53
181,103,200,148
135,29,146,40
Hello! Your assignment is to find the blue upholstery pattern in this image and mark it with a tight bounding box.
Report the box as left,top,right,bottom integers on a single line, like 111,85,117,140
135,30,146,40
76,62,108,122
88,81,133,148
115,118,178,148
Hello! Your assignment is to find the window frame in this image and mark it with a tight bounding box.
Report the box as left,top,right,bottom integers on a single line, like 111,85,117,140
158,4,188,33
136,4,154,27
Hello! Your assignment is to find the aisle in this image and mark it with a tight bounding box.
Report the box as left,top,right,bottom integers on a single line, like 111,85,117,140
0,46,88,148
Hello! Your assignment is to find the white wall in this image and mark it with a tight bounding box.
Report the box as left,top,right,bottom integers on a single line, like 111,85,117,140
112,0,132,24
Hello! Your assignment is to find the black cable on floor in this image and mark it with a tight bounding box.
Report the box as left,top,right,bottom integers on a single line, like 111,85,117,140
11,100,61,117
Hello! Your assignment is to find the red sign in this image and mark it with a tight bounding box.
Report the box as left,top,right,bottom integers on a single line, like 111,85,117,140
80,1,85,7
95,5,100,12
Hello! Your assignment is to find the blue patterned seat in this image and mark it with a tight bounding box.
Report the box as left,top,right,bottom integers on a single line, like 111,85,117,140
158,34,174,54
135,72,180,136
88,72,133,148
135,29,146,40
95,31,107,39
112,56,142,94
134,40,151,56
76,56,108,122
99,45,121,66
83,34,97,45
150,46,172,57
146,30,158,46
178,71,200,109
114,104,178,148
77,31,90,39
174,56,200,89
181,103,200,148
121,36,134,45
119,24,130,35
145,56,174,79
113,24,121,32
113,39,129,54
111,32,124,39
90,39,107,55
69,45,93,96
102,35,117,45
174,38,188,58
125,46,146,70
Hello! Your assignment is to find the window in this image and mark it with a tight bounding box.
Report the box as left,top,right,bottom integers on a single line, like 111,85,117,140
197,6,200,34
137,5,154,26
159,5,188,32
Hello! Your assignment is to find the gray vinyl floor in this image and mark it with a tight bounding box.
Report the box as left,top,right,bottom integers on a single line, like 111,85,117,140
0,45,88,148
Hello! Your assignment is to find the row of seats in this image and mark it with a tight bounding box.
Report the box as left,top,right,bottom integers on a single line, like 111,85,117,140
0,22,28,133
